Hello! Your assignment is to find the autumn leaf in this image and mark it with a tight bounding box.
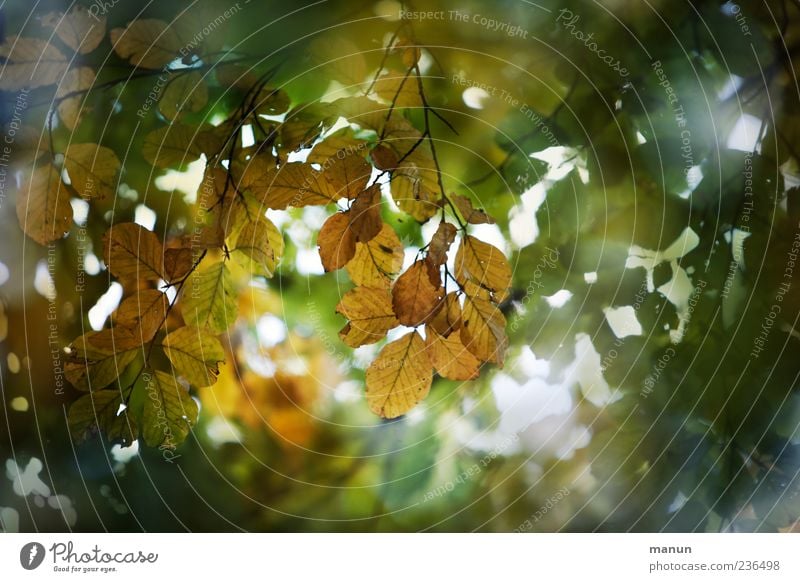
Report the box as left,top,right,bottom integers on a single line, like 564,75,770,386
392,261,444,327
365,331,433,418
15,164,72,245
163,326,225,387
349,184,383,243
279,103,336,152
103,223,165,281
56,67,96,130
64,332,139,392
64,143,120,199
159,72,209,120
336,287,398,347
322,149,372,200
391,162,440,222
68,391,137,445
455,235,512,302
309,36,368,88
428,292,462,337
255,162,340,209
142,124,208,168
425,221,457,282
181,260,238,334
318,212,356,271
308,128,367,164
233,215,283,277
164,247,196,282
0,36,68,90
461,295,508,365
426,328,481,381
87,289,168,351
345,223,404,287
452,194,496,225
42,5,106,55
110,19,183,69
130,369,198,448
374,70,421,108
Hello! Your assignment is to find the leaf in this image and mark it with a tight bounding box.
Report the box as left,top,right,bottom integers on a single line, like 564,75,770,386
279,103,335,152
103,223,165,281
15,164,72,245
428,292,462,337
455,235,512,302
87,289,168,351
322,150,372,200
68,391,137,445
131,369,198,448
181,260,238,334
349,184,383,242
0,36,68,90
56,67,95,130
391,162,440,222
64,143,120,199
345,223,404,287
164,247,196,282
42,6,106,55
318,212,356,271
392,261,444,327
256,162,340,209
142,124,207,168
307,128,367,164
365,331,432,418
110,19,183,69
163,326,225,387
451,194,496,225
426,328,481,381
159,72,209,120
336,287,398,348
233,215,283,277
425,221,457,282
309,36,368,88
64,332,139,392
374,70,421,108
461,295,508,365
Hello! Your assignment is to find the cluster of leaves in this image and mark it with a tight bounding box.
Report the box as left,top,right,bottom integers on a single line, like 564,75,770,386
2,9,512,446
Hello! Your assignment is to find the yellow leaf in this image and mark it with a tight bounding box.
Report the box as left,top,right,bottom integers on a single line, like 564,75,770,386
318,212,356,271
307,128,367,164
256,162,339,209
451,193,496,224
159,72,209,120
426,328,481,380
42,5,106,54
322,150,372,200
56,67,95,130
461,295,508,365
15,164,72,245
103,223,165,281
392,261,444,327
110,19,183,69
365,331,432,418
309,36,368,88
428,292,462,337
345,223,404,287
336,287,398,348
374,70,421,108
64,332,139,392
181,260,238,334
64,143,120,199
455,235,512,302
0,36,68,90
233,215,283,277
391,161,440,222
163,326,225,387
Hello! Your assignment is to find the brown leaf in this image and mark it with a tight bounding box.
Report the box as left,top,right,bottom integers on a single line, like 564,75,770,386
374,70,421,108
318,212,356,271
392,261,444,327
110,19,183,69
426,328,481,380
159,72,209,120
0,36,68,90
349,184,383,243
164,247,195,282
428,292,462,337
256,162,339,209
365,331,432,418
336,287,398,348
64,143,120,199
103,223,165,281
425,221,457,283
322,150,372,200
56,67,95,129
88,289,168,351
16,164,72,245
42,5,106,54
452,194,496,224
345,223,404,287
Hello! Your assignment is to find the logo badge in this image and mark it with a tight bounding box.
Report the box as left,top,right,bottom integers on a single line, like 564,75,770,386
20,542,45,570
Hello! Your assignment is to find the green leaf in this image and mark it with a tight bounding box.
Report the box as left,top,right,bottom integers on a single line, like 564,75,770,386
68,390,137,445
130,369,198,449
162,326,225,387
181,260,238,334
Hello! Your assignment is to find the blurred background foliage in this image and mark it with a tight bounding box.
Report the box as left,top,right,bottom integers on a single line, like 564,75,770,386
2,0,800,532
